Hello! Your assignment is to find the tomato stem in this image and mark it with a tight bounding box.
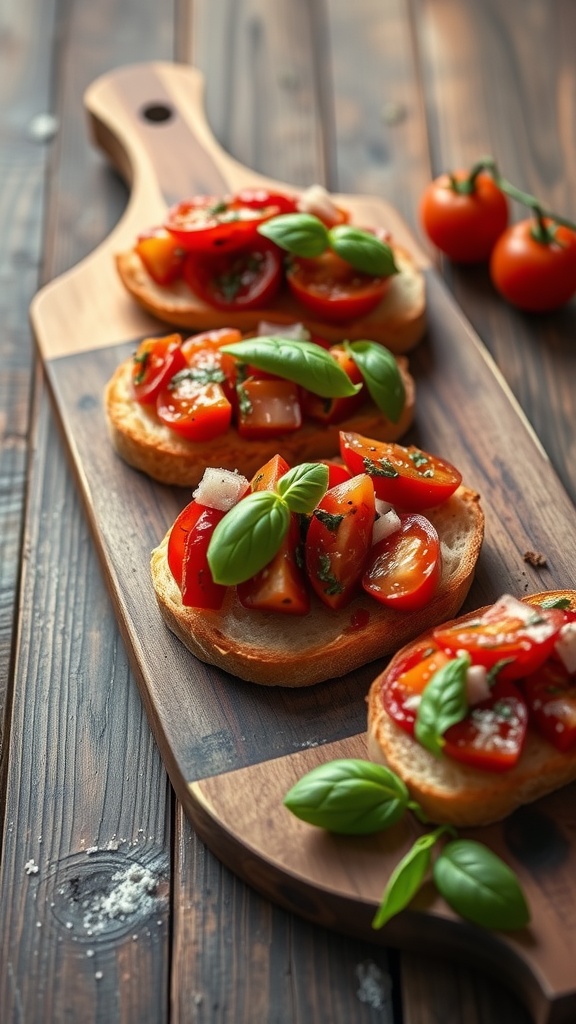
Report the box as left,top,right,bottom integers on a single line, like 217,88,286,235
472,154,576,233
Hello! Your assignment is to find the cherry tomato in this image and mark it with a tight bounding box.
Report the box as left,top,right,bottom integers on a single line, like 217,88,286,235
131,334,186,404
180,327,242,402
249,454,291,492
286,251,392,322
362,514,441,611
317,460,353,489
442,678,528,773
135,228,186,284
301,345,366,424
433,595,567,681
489,218,576,312
165,194,282,253
419,170,508,263
167,501,227,609
339,432,462,510
234,188,298,215
183,240,283,311
522,659,576,752
305,474,375,610
156,375,232,442
381,644,453,736
236,378,302,439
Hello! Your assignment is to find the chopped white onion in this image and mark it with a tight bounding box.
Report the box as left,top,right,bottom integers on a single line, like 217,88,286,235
192,468,249,511
372,508,401,545
257,320,310,341
555,621,576,674
297,183,341,226
465,664,491,706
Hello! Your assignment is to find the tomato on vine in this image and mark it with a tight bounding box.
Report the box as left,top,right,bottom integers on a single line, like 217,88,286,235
420,168,509,263
489,216,576,312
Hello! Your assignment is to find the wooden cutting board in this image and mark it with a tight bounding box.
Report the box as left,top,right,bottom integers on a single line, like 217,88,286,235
30,62,576,1024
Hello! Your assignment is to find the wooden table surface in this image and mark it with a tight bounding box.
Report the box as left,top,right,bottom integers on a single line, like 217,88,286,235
2,2,576,1022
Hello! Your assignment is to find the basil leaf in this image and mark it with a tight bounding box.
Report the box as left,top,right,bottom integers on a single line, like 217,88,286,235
540,596,571,609
414,654,471,758
433,840,530,930
277,463,329,514
346,341,405,423
284,759,410,835
258,213,329,257
221,336,361,398
328,225,399,277
372,828,444,929
207,491,290,586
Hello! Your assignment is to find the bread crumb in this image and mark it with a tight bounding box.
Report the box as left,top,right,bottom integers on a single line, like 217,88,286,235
25,860,39,875
524,550,547,567
355,960,393,1012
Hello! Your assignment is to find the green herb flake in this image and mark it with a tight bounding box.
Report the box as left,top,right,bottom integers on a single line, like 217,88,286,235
363,456,399,479
314,509,344,533
316,553,344,596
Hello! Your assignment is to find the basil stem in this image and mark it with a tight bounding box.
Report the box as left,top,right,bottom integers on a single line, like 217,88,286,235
328,224,398,277
207,490,290,586
284,759,410,835
372,826,451,929
258,213,329,257
433,839,530,930
221,336,361,398
345,341,405,423
414,654,471,757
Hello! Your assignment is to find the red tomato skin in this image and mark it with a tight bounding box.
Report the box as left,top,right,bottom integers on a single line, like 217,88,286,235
420,170,509,263
286,251,392,322
339,431,462,510
180,327,242,402
317,460,353,488
237,515,310,616
234,188,298,215
442,679,528,773
167,501,226,609
165,195,281,254
305,474,375,610
131,334,187,404
362,514,441,611
301,345,366,424
489,219,576,311
156,379,232,442
522,660,576,752
381,644,450,736
135,229,186,284
250,454,291,492
236,379,302,439
183,241,283,311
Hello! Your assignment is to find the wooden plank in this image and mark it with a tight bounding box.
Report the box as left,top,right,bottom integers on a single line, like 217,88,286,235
0,1,175,1022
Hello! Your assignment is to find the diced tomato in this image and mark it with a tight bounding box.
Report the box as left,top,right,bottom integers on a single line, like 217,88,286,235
433,596,567,682
156,374,232,442
236,378,302,439
362,513,441,611
381,645,451,735
165,194,282,254
522,659,576,752
131,334,187,404
135,228,185,285
286,251,392,322
305,474,375,610
237,515,310,615
180,327,242,402
183,240,283,310
339,431,462,510
442,678,528,773
302,345,366,424
249,454,291,491
167,501,226,609
317,460,353,489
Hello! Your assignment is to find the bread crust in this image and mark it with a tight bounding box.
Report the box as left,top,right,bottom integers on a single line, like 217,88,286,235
367,590,576,826
150,485,484,687
115,243,426,354
105,352,415,487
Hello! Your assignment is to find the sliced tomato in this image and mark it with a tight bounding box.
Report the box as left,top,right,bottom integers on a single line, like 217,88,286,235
317,460,353,488
237,515,310,615
180,327,242,401
165,194,282,253
362,513,441,611
167,500,226,609
433,595,567,682
339,432,462,510
249,454,291,491
305,474,375,610
286,251,392,322
442,678,528,773
183,240,283,311
131,334,187,404
236,378,302,439
381,644,452,735
302,345,366,424
234,188,298,216
135,228,186,284
522,659,576,752
156,375,232,441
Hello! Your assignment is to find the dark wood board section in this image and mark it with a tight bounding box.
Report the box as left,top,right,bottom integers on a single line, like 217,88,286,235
29,63,576,1023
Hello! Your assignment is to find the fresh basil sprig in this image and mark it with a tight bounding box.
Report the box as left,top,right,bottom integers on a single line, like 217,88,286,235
283,759,410,835
433,839,530,930
414,654,471,757
207,462,328,586
258,213,398,277
221,336,361,398
372,826,451,928
345,341,405,423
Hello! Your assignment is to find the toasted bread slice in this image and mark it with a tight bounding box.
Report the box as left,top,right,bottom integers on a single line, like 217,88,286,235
105,354,415,487
367,590,576,826
150,485,484,687
115,243,426,354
